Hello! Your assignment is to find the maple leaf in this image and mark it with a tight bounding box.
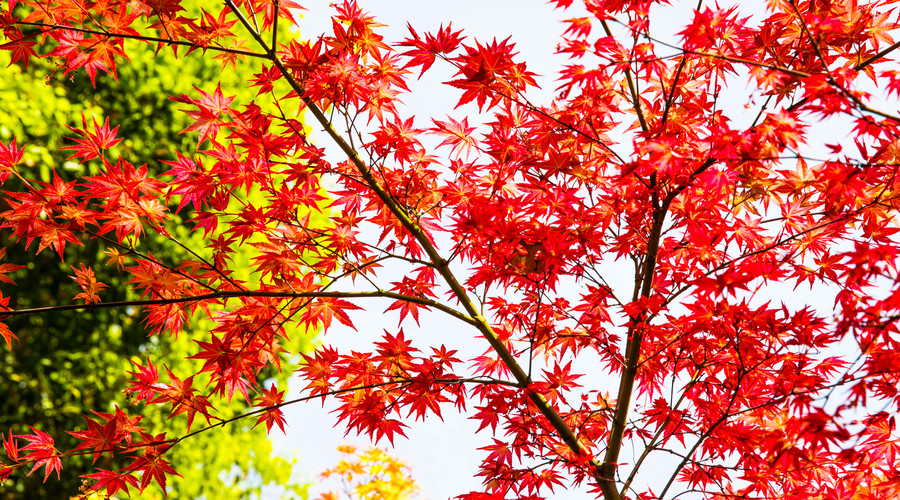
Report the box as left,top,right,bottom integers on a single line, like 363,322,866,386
183,8,238,51
170,84,236,146
318,445,419,500
69,264,108,304
431,116,479,159
0,138,24,184
447,37,535,109
1,32,37,70
400,23,465,77
66,412,122,463
127,444,181,494
30,220,82,260
645,398,692,446
253,384,288,434
161,367,213,431
0,248,25,285
82,469,141,497
3,430,18,462
46,29,122,85
0,312,16,350
303,296,361,331
250,64,282,95
62,114,122,161
83,158,165,207
20,427,62,482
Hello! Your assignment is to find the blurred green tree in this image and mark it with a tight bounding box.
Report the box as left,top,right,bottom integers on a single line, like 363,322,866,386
0,7,314,499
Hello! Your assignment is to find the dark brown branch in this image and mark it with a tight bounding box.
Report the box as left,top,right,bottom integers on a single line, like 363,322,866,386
0,289,477,327
599,193,669,500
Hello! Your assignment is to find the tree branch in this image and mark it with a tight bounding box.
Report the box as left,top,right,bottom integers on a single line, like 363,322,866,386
221,0,612,492
0,289,477,327
12,22,268,59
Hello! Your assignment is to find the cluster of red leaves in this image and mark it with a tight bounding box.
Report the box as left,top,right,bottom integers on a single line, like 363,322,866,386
2,0,900,499
1,407,177,497
299,331,464,444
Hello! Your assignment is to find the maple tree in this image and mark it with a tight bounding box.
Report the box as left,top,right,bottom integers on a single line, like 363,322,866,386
2,0,900,498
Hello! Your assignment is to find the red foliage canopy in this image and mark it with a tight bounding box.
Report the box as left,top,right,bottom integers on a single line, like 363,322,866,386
2,0,900,498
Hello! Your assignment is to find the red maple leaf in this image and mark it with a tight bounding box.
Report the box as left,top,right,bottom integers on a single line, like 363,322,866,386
66,412,122,463
170,84,235,146
303,296,361,331
253,384,288,434
82,469,141,497
62,114,122,161
20,427,62,482
127,445,180,494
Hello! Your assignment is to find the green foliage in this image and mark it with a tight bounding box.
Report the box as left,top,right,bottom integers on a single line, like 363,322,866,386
0,14,312,500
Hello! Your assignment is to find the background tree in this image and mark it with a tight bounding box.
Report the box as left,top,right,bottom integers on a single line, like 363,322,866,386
2,0,900,499
316,445,419,500
0,1,312,497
